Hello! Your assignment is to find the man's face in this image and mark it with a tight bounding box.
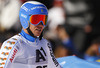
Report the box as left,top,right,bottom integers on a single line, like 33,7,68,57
30,22,44,36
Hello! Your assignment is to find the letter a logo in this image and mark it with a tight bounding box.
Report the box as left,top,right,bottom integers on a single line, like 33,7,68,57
36,47,46,62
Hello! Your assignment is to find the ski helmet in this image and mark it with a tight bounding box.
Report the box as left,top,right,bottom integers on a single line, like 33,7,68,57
19,1,48,29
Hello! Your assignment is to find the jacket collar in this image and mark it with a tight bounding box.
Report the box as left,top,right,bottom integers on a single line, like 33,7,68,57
20,29,36,42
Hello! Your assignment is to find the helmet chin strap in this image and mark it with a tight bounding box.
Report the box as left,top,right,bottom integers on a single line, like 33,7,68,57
27,27,43,40
39,31,43,40
27,27,36,38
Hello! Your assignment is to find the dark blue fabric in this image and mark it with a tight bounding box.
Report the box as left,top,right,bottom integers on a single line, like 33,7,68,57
63,39,74,50
62,39,78,55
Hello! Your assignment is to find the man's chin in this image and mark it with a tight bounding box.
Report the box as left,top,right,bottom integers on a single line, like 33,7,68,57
35,33,41,37
34,31,42,36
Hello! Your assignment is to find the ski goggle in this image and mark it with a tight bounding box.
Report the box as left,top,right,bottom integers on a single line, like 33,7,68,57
29,15,48,26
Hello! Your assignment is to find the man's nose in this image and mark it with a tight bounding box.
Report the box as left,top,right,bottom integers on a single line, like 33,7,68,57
38,22,43,25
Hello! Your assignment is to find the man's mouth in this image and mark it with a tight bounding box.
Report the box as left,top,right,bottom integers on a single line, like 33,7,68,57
36,29,41,32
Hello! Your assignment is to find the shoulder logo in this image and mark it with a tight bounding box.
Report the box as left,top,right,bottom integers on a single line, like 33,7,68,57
0,62,5,65
0,57,7,61
12,38,17,40
1,52,9,56
4,46,12,50
7,41,15,45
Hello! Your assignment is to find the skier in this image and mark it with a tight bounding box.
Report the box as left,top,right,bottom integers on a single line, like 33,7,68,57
0,1,61,68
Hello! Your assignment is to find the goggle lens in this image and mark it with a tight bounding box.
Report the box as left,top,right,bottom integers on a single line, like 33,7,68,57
30,15,48,26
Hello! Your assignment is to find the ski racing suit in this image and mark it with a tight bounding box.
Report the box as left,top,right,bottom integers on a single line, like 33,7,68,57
0,30,61,68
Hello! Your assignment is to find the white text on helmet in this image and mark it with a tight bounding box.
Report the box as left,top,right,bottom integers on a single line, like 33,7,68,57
21,6,28,12
31,6,46,10
21,14,27,18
